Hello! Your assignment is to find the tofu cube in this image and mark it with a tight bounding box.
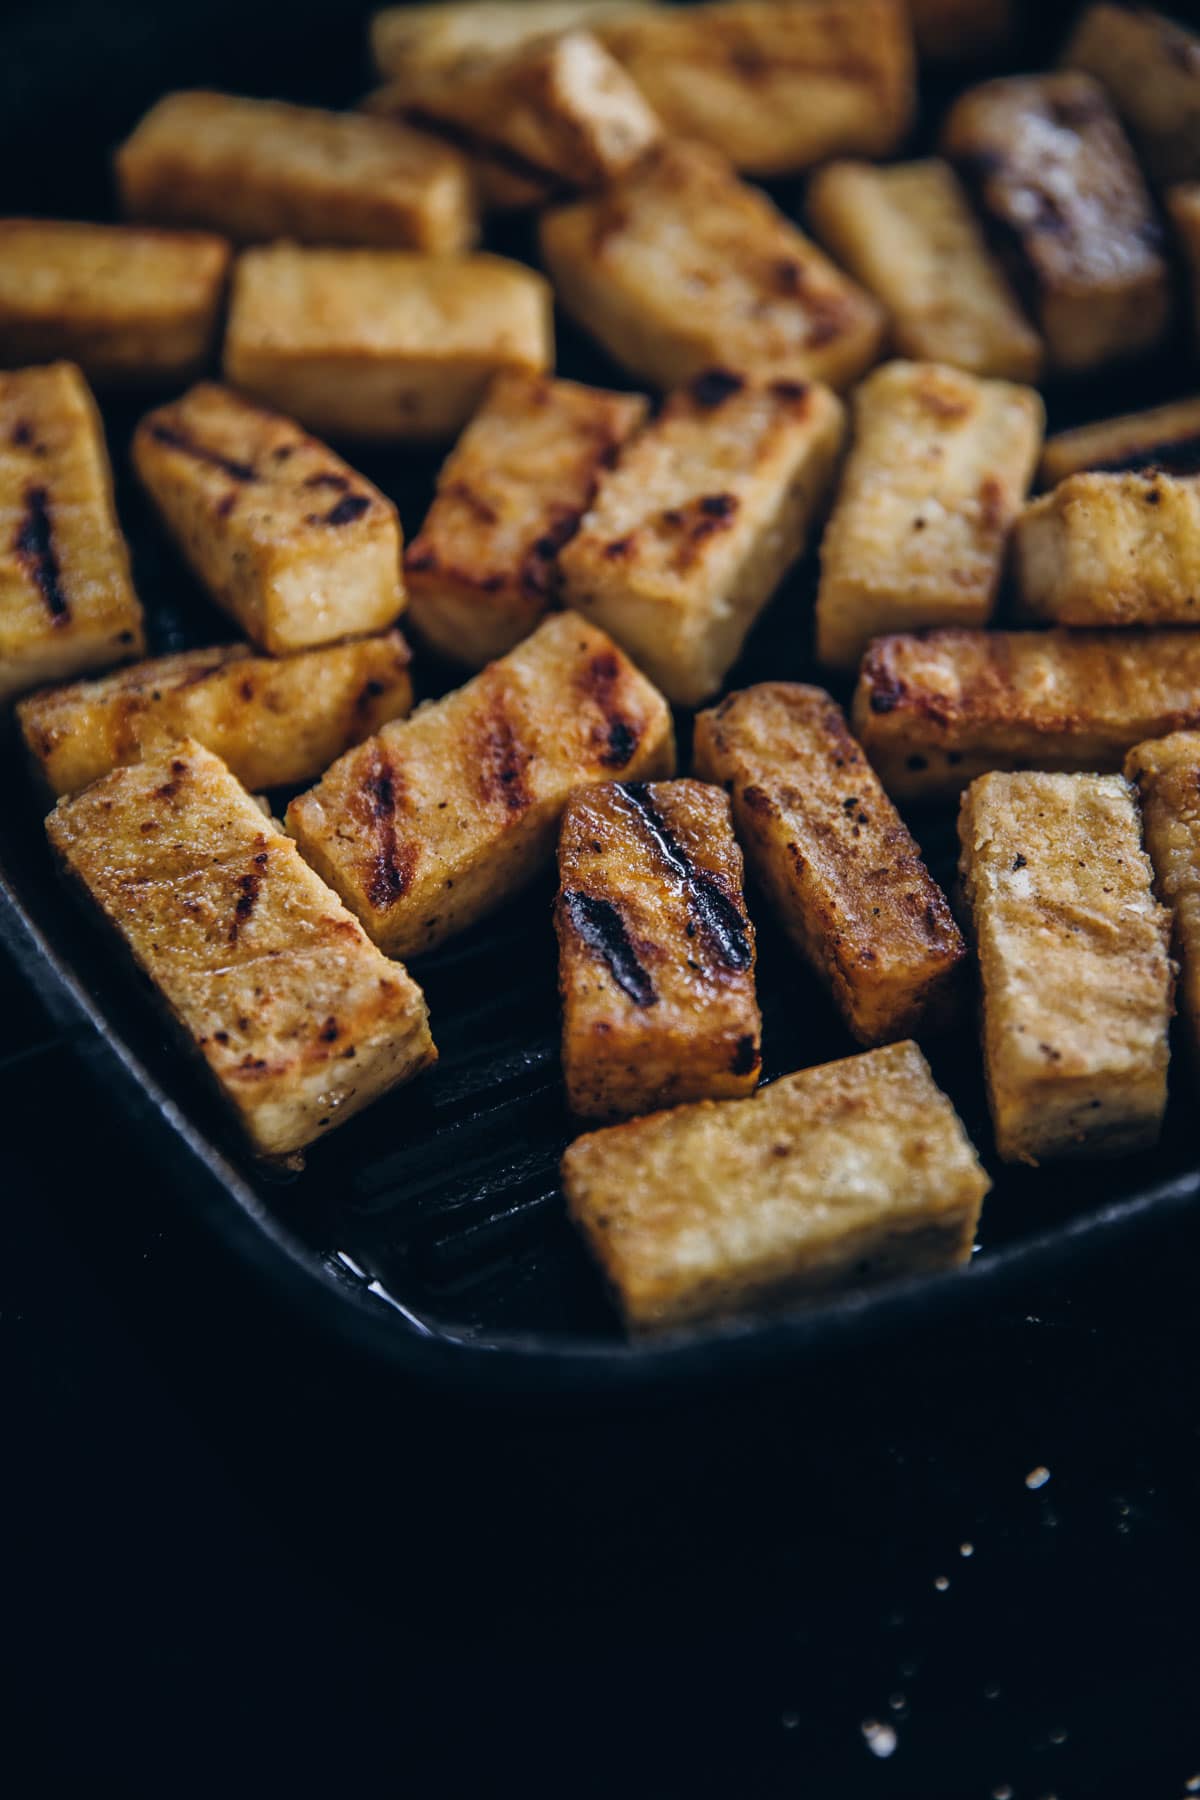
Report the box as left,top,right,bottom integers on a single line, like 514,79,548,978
286,611,675,957
815,360,1043,673
693,683,964,1045
1015,471,1200,627
958,771,1172,1162
1039,395,1200,487
405,369,647,667
133,383,405,654
1126,731,1200,1081
562,1040,990,1331
558,369,845,705
223,245,553,441
0,363,144,705
1065,4,1200,186
555,778,761,1120
46,739,437,1159
1169,184,1200,344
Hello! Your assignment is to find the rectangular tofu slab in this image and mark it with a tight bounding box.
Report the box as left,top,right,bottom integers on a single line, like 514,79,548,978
1126,731,1200,1078
558,370,844,706
46,739,436,1159
595,0,914,177
370,1,652,78
286,611,675,956
562,1039,990,1330
405,370,647,667
1039,395,1200,488
133,383,405,653
539,139,884,393
958,771,1172,1163
943,74,1170,372
1015,472,1200,627
693,683,964,1045
806,160,1043,382
116,90,476,254
0,363,144,705
815,360,1042,673
853,629,1200,802
556,780,760,1119
223,245,553,442
18,631,413,797
0,219,230,386
1065,4,1200,186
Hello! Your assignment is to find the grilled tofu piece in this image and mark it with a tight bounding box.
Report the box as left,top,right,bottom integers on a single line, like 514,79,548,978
558,371,844,706
815,361,1042,673
694,683,964,1045
1015,472,1200,628
133,384,404,654
595,0,914,177
370,1,651,78
223,245,552,442
405,370,647,667
286,612,675,956
116,91,476,254
47,739,435,1158
562,1040,989,1331
943,73,1170,372
0,219,230,387
1065,4,1200,187
555,779,761,1120
907,0,1013,60
539,139,885,394
806,160,1043,382
853,629,1200,802
0,363,144,705
1126,730,1200,1078
958,771,1172,1163
1039,395,1200,488
18,632,412,798
1169,184,1200,344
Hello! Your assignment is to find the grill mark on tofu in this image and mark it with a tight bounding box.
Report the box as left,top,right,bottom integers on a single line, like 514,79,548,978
303,471,349,492
563,890,657,1007
357,742,416,909
615,783,753,972
476,692,533,815
689,368,745,409
229,845,269,944
14,486,69,623
577,649,642,770
311,493,371,528
146,420,258,483
519,506,584,602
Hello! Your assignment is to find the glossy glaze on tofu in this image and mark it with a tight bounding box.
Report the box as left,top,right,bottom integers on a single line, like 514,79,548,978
1126,730,1200,1082
1015,471,1200,627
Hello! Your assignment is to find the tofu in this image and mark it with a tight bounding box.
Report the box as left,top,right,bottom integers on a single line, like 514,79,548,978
116,91,477,254
539,139,885,394
46,739,436,1159
1039,395,1200,488
693,683,964,1045
1126,731,1200,1079
286,612,675,956
0,219,230,387
555,779,761,1120
943,74,1170,372
806,160,1043,382
0,363,144,705
370,1,651,78
958,771,1172,1163
1015,472,1200,628
907,0,1013,60
223,245,553,441
562,1040,989,1331
596,0,914,177
133,383,404,654
405,370,647,667
558,370,845,706
1065,4,1200,186
364,82,553,213
815,361,1043,673
18,631,413,798
1169,184,1200,343
853,628,1200,802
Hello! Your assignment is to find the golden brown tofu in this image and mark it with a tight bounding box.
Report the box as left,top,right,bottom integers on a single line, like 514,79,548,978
907,0,1013,59
853,628,1200,802
558,370,845,706
815,361,1042,673
694,683,964,1046
806,160,1043,382
0,363,144,705
46,739,436,1159
370,1,651,78
116,91,476,254
18,632,413,798
405,369,647,667
555,779,761,1120
1039,395,1200,488
958,771,1172,1163
0,220,230,386
1169,183,1200,343
1126,731,1200,1079
1015,471,1200,628
133,384,404,654
1065,4,1200,186
223,245,553,441
943,74,1170,372
562,1039,989,1331
596,0,914,177
286,611,675,956
539,139,885,393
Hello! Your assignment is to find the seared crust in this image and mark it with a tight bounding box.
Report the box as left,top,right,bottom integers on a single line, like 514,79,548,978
1065,4,1200,186
46,739,436,1159
1126,731,1200,1080
694,683,964,1045
1039,394,1200,487
1015,471,1200,627
562,1039,990,1331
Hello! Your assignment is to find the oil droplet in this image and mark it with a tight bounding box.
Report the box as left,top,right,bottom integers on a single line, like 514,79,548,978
960,1541,975,1557
1026,1465,1051,1489
934,1575,950,1591
861,1720,897,1759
